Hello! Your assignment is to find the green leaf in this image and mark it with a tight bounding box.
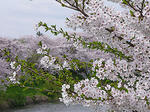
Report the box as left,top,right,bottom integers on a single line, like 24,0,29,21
23,87,30,91
130,10,135,17
122,0,128,5
38,41,42,47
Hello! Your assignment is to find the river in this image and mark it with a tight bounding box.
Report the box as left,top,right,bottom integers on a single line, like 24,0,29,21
5,103,93,112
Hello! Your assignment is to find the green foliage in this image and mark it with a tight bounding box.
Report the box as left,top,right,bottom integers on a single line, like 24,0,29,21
130,10,135,17
122,0,128,5
0,85,51,107
0,45,94,107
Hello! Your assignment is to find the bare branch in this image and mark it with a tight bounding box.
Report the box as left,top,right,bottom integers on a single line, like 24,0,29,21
56,0,89,17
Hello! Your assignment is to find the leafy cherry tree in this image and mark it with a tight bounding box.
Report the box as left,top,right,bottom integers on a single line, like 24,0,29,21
1,0,149,111
36,0,150,111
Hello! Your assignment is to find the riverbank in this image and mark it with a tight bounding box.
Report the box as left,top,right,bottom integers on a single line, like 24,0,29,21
0,85,59,111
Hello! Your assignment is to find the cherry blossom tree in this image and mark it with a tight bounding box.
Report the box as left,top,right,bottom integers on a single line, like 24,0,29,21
36,0,150,111
1,0,149,111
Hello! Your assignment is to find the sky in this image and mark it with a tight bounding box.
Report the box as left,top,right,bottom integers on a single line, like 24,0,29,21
0,0,123,38
0,0,74,38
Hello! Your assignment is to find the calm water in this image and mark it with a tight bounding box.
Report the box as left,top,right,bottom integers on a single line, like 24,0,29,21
6,103,93,112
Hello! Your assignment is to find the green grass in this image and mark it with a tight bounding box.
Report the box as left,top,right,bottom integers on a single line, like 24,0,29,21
0,84,59,109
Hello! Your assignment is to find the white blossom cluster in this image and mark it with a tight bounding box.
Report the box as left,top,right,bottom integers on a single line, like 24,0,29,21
60,70,150,111
40,55,58,68
59,84,73,106
92,58,128,81
92,58,150,111
59,0,150,111
36,43,48,55
9,61,20,84
40,54,71,70
37,43,71,70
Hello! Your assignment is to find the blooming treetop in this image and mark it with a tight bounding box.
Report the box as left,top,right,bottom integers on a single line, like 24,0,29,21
52,0,150,112
9,61,20,84
21,0,150,111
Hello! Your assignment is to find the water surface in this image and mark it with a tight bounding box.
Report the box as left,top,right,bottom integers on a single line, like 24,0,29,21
7,103,93,112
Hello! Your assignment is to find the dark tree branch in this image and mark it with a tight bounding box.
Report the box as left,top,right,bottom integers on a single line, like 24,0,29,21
56,0,89,17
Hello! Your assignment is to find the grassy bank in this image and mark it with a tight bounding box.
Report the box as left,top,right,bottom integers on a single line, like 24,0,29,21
0,85,60,110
